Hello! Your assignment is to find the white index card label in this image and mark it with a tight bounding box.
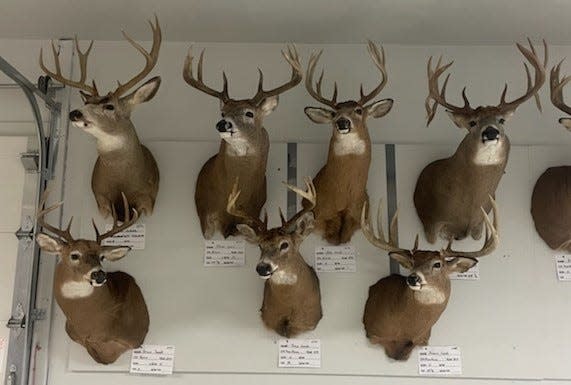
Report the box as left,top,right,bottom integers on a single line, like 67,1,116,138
204,240,245,266
130,345,175,375
0,337,6,372
555,255,571,281
450,264,480,280
101,223,145,250
418,346,462,376
278,339,321,368
315,246,356,272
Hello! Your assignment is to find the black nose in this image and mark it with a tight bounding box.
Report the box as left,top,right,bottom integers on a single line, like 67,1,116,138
216,119,233,132
336,118,351,131
406,274,421,287
90,270,107,285
482,126,500,141
69,110,83,121
256,263,272,277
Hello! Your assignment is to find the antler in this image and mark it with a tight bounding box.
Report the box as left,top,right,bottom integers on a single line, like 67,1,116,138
305,50,338,108
39,36,99,97
360,199,418,254
183,46,230,102
93,192,139,244
358,40,388,105
497,39,547,113
36,189,75,244
281,176,317,229
550,59,571,115
226,179,268,234
441,196,499,259
250,44,302,104
112,15,161,97
425,56,475,126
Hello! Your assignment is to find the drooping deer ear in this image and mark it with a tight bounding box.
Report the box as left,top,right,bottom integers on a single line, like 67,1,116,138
304,107,335,124
236,224,259,243
36,233,63,254
100,246,131,262
559,117,571,131
259,96,279,116
446,256,478,273
388,251,414,270
287,211,314,238
366,98,394,118
123,76,161,106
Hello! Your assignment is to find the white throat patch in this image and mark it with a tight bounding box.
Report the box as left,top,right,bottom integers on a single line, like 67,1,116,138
473,140,504,165
60,280,94,299
224,136,255,157
78,123,126,153
270,270,298,285
333,132,366,156
413,285,447,305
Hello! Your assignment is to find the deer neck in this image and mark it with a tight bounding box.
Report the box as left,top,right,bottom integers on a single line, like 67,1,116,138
219,129,269,170
268,254,311,287
53,264,113,314
93,121,144,162
410,282,450,307
453,135,510,168
329,128,371,159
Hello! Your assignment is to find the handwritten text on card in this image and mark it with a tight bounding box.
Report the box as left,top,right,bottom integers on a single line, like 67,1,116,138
130,345,175,375
315,246,356,272
555,255,571,281
418,346,462,376
278,339,321,368
101,223,145,250
204,240,245,266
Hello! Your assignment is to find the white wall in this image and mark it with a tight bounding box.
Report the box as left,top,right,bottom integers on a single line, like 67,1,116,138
2,38,571,385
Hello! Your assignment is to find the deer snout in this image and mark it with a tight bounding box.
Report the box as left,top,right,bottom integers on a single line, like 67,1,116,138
216,119,233,133
482,126,500,142
256,262,273,279
69,109,84,122
336,118,351,133
90,270,107,286
406,274,422,289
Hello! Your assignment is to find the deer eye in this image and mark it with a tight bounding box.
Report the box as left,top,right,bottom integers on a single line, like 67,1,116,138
99,255,105,261
245,111,254,118
355,108,363,115
469,120,477,127
103,104,115,111
70,252,80,261
280,241,289,251
433,261,442,269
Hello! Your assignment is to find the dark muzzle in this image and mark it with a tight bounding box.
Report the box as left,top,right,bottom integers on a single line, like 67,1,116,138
482,126,500,142
256,263,273,277
336,118,351,132
216,119,233,133
69,110,84,122
406,274,421,287
90,270,107,285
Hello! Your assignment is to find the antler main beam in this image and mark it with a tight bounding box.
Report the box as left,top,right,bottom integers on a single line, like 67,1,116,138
93,192,139,243
550,59,571,115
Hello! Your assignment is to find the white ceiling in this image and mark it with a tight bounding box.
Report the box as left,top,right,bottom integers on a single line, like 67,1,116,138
0,0,569,44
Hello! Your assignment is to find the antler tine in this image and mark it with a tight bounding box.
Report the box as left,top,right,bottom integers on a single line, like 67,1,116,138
281,177,317,228
425,55,474,126
550,59,571,115
278,207,286,226
305,50,338,108
113,15,162,97
358,40,388,105
497,39,547,113
36,189,75,243
95,192,139,243
360,199,410,254
441,195,499,259
251,44,302,104
226,179,267,233
39,38,98,96
183,46,230,102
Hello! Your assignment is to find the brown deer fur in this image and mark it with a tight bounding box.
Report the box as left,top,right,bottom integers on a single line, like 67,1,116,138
185,46,302,239
304,42,393,245
228,178,322,337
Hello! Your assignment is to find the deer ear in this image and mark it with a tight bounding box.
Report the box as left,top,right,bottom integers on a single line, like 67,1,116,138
446,256,478,273
236,224,259,243
559,117,571,131
304,107,335,124
388,251,414,270
366,98,394,118
36,233,63,254
100,246,131,261
259,96,279,116
446,110,469,129
123,76,161,106
287,211,314,238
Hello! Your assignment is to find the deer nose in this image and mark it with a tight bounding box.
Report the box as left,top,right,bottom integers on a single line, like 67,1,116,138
216,119,233,132
256,263,273,277
90,270,107,285
69,110,83,121
482,126,500,141
336,118,351,132
406,274,421,287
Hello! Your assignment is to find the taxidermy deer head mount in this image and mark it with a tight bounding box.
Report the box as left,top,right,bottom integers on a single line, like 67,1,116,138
39,16,162,221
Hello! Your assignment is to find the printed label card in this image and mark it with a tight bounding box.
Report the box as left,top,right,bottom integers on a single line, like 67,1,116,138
101,223,145,250
315,246,356,272
555,255,571,281
278,339,321,368
204,240,245,266
130,345,175,375
418,346,462,376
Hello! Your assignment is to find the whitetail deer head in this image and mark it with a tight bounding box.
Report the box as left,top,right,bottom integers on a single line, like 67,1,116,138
184,45,301,153
360,197,498,360
425,40,547,164
36,192,139,288
304,41,393,141
227,177,322,337
550,59,571,130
